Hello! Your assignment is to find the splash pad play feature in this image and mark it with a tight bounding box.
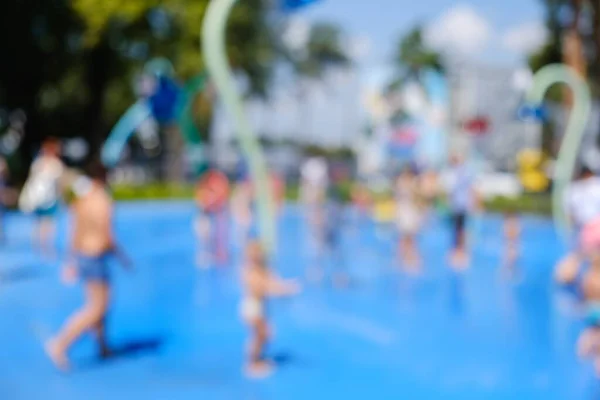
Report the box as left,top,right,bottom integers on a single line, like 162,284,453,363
101,59,208,176
201,0,323,253
520,64,591,242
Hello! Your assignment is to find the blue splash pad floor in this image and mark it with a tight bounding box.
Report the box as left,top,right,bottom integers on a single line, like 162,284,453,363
0,202,597,399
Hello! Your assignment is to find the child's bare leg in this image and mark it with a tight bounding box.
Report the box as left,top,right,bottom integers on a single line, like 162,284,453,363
509,245,518,266
38,218,57,259
214,211,228,264
195,215,212,268
47,282,109,370
246,319,272,378
399,236,409,264
404,235,420,270
95,316,111,358
503,244,517,272
451,229,468,268
457,230,466,256
399,236,410,260
582,324,600,376
249,319,268,363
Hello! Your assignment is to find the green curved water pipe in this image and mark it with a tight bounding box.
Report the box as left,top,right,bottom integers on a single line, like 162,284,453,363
202,0,276,253
526,64,591,242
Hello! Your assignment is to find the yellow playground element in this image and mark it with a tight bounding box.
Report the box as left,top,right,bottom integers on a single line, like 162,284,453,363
373,197,396,224
517,149,549,193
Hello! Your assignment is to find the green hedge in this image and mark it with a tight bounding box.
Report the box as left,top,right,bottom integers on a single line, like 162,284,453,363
110,182,353,203
112,184,195,201
484,194,552,215
109,183,553,216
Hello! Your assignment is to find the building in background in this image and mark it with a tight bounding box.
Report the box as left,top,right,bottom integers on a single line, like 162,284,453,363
446,61,540,172
446,60,600,173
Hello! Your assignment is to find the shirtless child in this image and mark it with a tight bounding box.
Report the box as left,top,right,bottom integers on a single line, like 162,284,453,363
46,161,130,370
240,239,300,378
395,165,424,271
193,169,230,267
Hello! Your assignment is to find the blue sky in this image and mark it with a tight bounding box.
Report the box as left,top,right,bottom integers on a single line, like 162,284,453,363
293,0,547,88
219,0,549,148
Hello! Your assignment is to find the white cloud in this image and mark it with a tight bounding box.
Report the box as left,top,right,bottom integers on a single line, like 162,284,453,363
502,21,548,56
424,5,491,56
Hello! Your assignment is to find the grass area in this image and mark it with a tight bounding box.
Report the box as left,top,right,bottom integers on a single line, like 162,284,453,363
484,194,552,216
112,184,195,201
110,182,553,216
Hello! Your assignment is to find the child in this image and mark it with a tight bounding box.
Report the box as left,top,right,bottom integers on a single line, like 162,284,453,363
443,153,480,269
556,166,600,283
395,164,424,271
322,171,349,287
231,180,252,250
554,166,600,375
419,168,440,207
350,181,371,221
575,236,600,376
20,138,65,258
503,211,521,276
240,239,300,378
301,157,329,281
194,169,230,267
46,161,131,371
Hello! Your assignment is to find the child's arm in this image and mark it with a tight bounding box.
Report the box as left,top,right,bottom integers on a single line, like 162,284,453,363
266,275,301,297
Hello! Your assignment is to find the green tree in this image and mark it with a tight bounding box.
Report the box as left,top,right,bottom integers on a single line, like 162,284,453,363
385,26,442,95
396,27,442,73
71,0,278,147
0,0,280,176
0,0,82,178
290,22,350,77
528,0,600,96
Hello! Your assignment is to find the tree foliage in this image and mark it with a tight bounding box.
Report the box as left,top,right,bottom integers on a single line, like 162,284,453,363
395,27,442,74
288,22,350,78
384,26,442,95
0,0,278,176
529,0,600,96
